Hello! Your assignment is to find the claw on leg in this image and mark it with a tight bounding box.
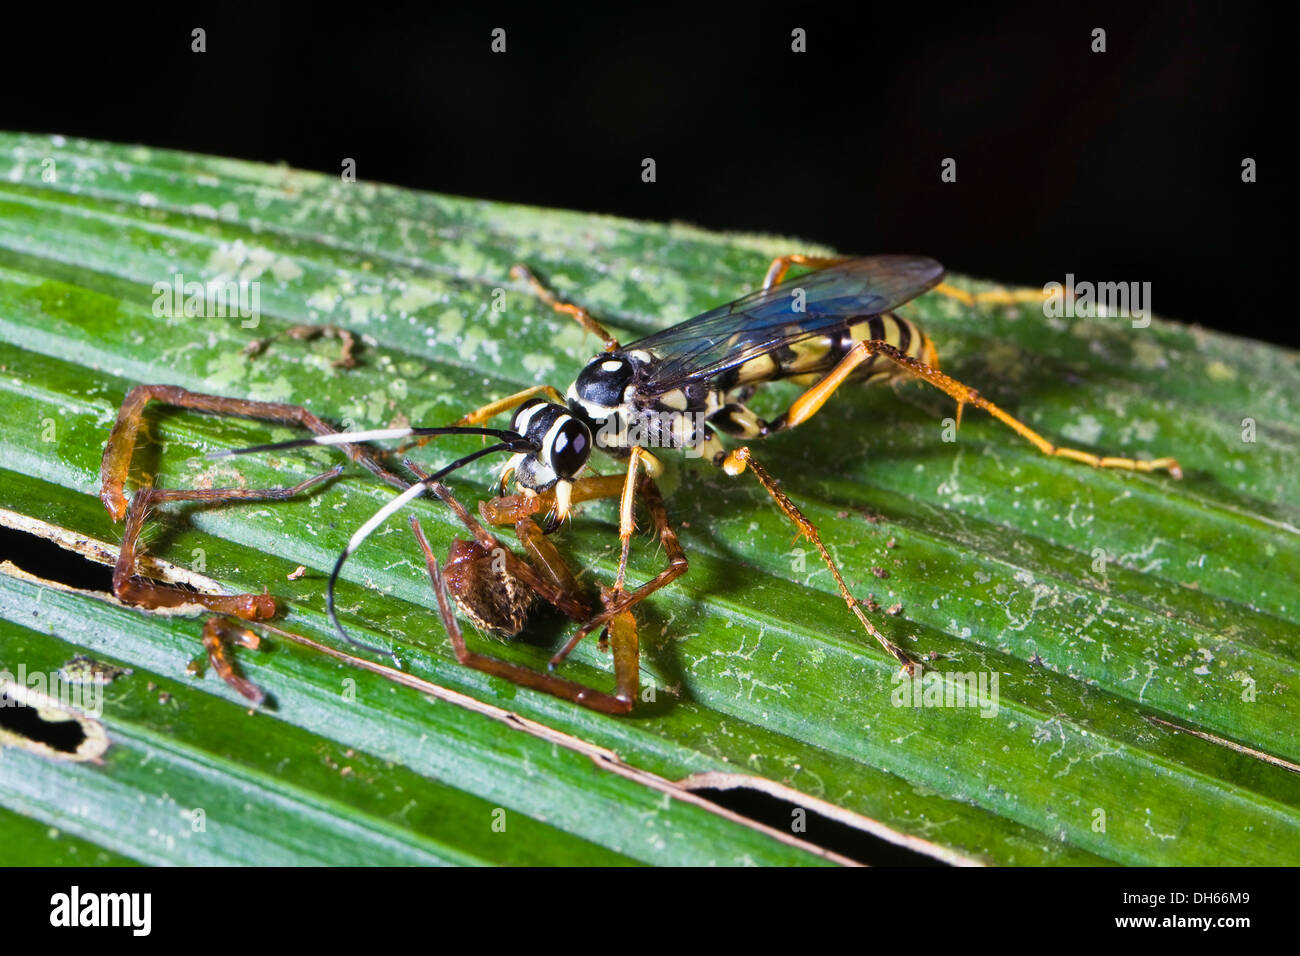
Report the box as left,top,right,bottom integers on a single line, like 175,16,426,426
198,617,267,706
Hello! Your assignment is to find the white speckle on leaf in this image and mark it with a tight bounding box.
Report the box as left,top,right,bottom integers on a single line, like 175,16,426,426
1205,360,1236,382
1131,339,1168,370
1060,414,1104,446
271,256,304,282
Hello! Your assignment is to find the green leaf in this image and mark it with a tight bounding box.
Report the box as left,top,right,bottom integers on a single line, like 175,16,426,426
0,133,1296,866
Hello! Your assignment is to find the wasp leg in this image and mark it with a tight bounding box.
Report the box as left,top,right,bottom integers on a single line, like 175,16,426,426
761,254,852,290
404,462,592,622
553,472,687,660
614,446,653,591
604,601,640,711
773,339,1182,476
477,474,627,526
480,470,684,672
198,617,267,705
412,515,636,715
396,384,569,460
510,263,621,352
477,445,662,598
113,467,343,619
100,384,407,522
764,255,1053,307
720,447,916,674
444,385,568,428
930,282,1055,307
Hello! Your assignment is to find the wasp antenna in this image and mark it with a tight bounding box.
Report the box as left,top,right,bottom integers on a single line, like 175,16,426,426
208,426,534,460
325,441,527,656
326,479,428,659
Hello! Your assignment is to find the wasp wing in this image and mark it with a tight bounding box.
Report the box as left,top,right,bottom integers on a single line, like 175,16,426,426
627,255,944,395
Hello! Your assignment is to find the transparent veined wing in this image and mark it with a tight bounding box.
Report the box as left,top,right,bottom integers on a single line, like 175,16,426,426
628,255,944,395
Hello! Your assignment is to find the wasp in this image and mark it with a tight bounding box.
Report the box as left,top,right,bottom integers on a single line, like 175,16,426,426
98,253,1183,709
297,253,1181,681
424,253,1183,673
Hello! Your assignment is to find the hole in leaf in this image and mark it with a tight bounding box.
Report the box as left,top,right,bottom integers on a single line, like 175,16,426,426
0,687,87,751
0,682,109,762
688,778,953,866
0,523,113,593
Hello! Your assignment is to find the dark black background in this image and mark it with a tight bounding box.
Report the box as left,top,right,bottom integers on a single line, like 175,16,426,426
1,1,1289,344
9,866,1278,938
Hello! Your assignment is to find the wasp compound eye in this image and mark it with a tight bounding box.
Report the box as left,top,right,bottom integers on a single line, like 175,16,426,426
547,418,592,478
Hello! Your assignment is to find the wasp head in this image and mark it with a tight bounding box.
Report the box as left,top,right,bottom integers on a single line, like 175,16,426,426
505,398,593,521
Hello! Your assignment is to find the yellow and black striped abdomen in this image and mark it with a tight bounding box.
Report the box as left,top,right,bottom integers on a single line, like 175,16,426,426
783,311,926,387
712,311,930,391
702,311,933,443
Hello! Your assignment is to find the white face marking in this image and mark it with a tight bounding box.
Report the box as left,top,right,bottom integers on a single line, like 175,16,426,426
513,403,540,436
530,461,558,487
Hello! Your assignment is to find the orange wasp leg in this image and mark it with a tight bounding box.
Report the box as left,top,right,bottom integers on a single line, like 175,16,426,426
448,385,568,429
762,253,1058,307
479,471,686,672
721,446,916,674
510,263,621,351
771,340,1182,476
930,282,1054,307
410,506,639,716
398,384,565,458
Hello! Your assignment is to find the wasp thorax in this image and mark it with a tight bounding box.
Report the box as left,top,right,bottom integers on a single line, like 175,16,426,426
572,354,635,413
